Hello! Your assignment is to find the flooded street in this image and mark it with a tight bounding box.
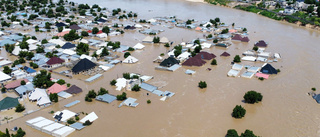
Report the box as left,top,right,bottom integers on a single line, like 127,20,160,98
1,0,320,136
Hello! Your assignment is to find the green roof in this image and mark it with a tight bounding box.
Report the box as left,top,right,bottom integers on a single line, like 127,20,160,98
0,97,19,111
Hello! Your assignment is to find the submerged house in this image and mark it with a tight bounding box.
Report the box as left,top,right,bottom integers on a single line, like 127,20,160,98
194,51,216,60
71,58,97,74
254,40,268,47
46,57,65,68
159,57,180,67
0,97,19,111
220,51,230,57
260,63,277,74
182,57,206,67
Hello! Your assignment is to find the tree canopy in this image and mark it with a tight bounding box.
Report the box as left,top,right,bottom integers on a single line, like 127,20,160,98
243,91,263,104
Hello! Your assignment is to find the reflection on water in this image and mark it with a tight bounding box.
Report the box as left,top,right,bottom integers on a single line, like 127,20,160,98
1,0,320,136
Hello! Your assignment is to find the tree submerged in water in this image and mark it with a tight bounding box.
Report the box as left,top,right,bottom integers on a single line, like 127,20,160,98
232,105,246,118
243,91,263,104
198,81,207,89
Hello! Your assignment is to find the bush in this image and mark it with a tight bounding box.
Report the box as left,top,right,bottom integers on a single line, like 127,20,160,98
258,77,264,81
243,91,263,104
147,100,151,104
153,37,160,43
56,79,65,85
85,96,92,102
124,52,131,58
67,118,76,124
15,104,25,112
20,80,26,85
131,84,141,92
277,69,281,72
232,105,246,118
1,87,6,93
226,129,239,137
240,129,258,137
164,43,170,47
198,81,207,89
116,92,127,101
87,90,97,98
252,46,258,51
49,93,59,102
3,66,12,74
312,87,316,91
81,31,89,37
211,59,217,65
83,120,92,126
128,47,135,51
67,83,71,87
98,88,108,95
233,55,241,63
213,39,218,43
75,116,80,121
123,73,130,79
110,79,117,86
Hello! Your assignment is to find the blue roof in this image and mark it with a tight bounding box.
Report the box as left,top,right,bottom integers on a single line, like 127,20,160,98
0,39,16,46
15,83,34,95
70,122,86,130
140,82,158,92
95,94,117,103
32,54,46,61
62,42,76,49
23,66,36,73
64,100,80,108
313,94,320,104
85,74,102,82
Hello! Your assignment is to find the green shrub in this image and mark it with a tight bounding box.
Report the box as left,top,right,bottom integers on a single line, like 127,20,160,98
124,52,131,58
116,92,127,101
233,55,241,63
131,84,141,92
226,129,239,137
232,105,246,118
258,77,264,81
147,100,151,104
110,79,117,86
57,79,65,85
243,91,263,104
98,87,108,95
240,129,258,137
312,87,316,91
252,46,258,51
67,118,76,124
198,81,207,89
67,83,71,87
211,59,217,65
83,120,92,126
123,73,130,79
15,104,25,112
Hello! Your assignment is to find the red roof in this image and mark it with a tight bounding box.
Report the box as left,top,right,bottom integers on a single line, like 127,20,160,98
182,57,206,67
47,83,67,94
220,52,230,57
46,56,65,65
241,37,249,42
232,34,242,41
194,51,216,60
87,30,92,33
5,79,29,89
96,30,103,34
254,40,267,47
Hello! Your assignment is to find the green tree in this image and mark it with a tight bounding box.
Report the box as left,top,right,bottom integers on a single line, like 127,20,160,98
306,5,314,14
67,118,76,124
194,45,202,53
92,27,99,34
15,104,25,112
213,39,218,43
174,50,182,57
232,105,246,118
56,79,65,85
81,31,89,37
87,90,97,98
252,46,258,51
147,100,151,104
100,47,109,57
240,130,258,137
116,92,127,101
41,39,48,44
82,120,92,126
211,59,217,65
198,81,207,89
1,87,6,93
33,70,54,88
215,17,220,22
226,129,239,137
153,37,160,43
58,26,63,32
102,26,110,34
3,66,12,74
124,52,131,58
20,80,26,85
110,79,117,86
36,46,45,53
49,93,58,102
98,88,108,95
131,84,141,92
317,6,320,17
243,91,263,104
123,73,131,79
64,29,80,41
233,55,241,63
76,42,89,55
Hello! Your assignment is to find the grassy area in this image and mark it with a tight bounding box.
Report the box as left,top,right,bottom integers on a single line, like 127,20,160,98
235,5,283,20
272,8,284,13
205,0,230,6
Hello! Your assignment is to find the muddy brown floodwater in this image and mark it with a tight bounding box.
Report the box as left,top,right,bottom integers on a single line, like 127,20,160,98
1,0,320,136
